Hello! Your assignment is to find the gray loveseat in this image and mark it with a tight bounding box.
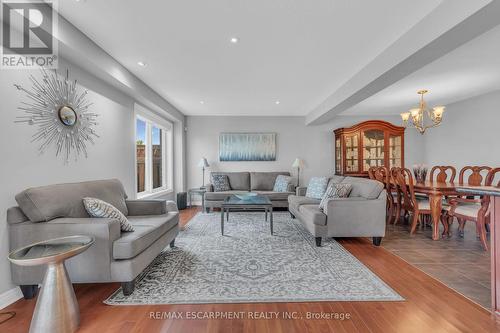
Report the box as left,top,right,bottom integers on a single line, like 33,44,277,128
205,172,295,211
8,179,179,298
288,175,386,247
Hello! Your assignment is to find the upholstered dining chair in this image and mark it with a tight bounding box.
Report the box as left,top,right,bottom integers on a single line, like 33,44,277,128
450,166,492,238
393,168,436,234
448,166,496,251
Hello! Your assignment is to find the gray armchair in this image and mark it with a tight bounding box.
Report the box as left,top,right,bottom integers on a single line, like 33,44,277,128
288,176,386,246
8,179,179,298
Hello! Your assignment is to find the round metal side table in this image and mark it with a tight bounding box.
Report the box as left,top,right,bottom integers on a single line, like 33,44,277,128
8,235,94,333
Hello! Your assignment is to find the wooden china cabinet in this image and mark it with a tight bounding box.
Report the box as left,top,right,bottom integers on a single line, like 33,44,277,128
334,120,405,177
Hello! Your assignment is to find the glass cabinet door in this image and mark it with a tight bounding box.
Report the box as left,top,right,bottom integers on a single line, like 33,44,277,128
335,137,342,174
345,134,359,173
362,130,385,172
389,134,402,168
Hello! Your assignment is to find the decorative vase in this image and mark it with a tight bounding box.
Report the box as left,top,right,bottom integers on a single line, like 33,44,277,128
413,164,428,183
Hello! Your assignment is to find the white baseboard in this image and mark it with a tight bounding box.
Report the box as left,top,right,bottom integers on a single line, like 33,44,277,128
0,287,23,310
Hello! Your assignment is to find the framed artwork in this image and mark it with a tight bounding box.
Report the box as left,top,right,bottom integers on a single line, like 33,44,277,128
219,133,276,161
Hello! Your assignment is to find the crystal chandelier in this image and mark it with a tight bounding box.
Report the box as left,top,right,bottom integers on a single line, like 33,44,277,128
400,90,445,134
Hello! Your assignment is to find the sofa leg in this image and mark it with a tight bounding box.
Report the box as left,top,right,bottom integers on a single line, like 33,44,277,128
373,237,382,246
290,212,295,219
20,284,38,299
315,237,322,247
121,280,135,296
170,238,176,248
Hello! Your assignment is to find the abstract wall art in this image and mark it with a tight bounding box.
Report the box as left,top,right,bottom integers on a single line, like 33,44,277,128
219,133,276,161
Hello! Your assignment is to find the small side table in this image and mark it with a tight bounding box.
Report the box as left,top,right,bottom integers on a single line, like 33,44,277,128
8,235,94,333
188,187,207,212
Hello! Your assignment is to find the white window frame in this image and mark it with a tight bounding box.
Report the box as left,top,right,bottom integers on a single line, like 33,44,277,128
135,104,173,199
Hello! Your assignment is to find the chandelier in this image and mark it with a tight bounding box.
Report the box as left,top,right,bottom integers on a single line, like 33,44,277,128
400,90,445,134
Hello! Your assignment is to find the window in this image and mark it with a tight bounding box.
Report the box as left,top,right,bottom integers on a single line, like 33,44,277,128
135,108,173,197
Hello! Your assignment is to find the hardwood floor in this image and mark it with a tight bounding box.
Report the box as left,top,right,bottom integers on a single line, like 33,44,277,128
2,207,499,333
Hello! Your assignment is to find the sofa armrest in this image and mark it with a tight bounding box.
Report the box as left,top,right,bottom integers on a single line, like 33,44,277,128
324,192,386,237
296,187,307,196
165,200,179,213
9,217,121,284
205,183,214,192
126,199,168,215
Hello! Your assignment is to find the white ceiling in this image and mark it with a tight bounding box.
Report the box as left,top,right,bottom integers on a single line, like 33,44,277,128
341,24,500,116
58,0,442,116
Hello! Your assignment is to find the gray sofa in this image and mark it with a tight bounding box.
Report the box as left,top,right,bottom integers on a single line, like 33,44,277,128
205,172,295,210
288,175,386,247
7,179,179,298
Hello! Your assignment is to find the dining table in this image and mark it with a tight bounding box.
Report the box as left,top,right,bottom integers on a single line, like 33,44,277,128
402,180,460,240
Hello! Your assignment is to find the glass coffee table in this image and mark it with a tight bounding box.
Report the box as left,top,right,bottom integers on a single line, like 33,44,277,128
221,194,273,235
8,235,94,333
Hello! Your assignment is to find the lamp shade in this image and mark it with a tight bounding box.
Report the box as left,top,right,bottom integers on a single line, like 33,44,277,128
198,157,209,168
292,158,304,168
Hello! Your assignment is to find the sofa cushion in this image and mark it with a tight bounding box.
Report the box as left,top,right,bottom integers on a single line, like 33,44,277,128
83,197,134,232
305,177,329,199
298,204,327,226
253,191,294,201
205,190,249,201
251,172,290,191
343,176,384,199
273,175,293,192
15,179,128,222
113,213,178,259
211,172,250,190
288,195,321,211
326,175,345,189
211,174,231,192
319,183,352,211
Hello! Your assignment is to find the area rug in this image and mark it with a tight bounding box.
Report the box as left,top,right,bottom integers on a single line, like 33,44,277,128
105,212,403,305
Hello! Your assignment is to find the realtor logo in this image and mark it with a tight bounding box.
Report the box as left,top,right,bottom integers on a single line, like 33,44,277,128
1,0,58,69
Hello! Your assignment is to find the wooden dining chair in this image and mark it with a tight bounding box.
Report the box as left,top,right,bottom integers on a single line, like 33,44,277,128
429,166,456,183
389,167,402,224
370,166,393,223
393,168,434,234
450,166,492,238
448,166,496,251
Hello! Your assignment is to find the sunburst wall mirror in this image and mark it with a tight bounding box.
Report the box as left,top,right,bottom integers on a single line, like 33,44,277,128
14,68,99,163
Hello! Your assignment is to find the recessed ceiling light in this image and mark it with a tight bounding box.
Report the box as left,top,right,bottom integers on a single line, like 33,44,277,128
275,100,280,105
137,61,147,67
200,101,205,105
230,37,239,44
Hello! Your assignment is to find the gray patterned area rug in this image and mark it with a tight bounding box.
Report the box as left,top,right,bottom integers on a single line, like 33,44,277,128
105,212,403,305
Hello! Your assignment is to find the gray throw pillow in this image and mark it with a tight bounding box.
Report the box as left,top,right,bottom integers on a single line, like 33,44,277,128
211,174,231,192
305,177,329,199
273,175,293,192
319,183,353,211
83,197,134,232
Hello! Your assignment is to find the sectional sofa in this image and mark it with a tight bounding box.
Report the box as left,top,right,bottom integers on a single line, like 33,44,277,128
204,171,295,211
288,175,386,246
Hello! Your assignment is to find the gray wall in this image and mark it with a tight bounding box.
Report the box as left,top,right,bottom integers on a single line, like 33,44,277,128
424,90,500,171
186,115,424,189
0,59,179,297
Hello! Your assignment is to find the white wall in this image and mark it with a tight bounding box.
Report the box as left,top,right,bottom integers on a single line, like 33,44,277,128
186,115,424,190
424,90,500,171
0,59,181,299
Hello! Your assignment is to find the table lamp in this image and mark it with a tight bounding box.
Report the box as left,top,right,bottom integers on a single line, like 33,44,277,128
292,158,305,186
198,157,210,188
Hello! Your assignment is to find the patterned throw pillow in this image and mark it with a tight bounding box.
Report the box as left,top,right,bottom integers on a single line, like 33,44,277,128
83,197,134,232
319,183,353,211
273,175,293,192
305,177,329,199
211,174,231,192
